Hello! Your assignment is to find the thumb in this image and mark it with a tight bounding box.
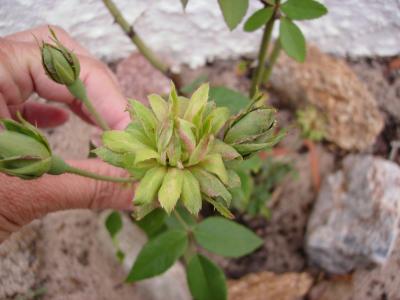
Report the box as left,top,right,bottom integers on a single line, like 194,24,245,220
0,159,134,243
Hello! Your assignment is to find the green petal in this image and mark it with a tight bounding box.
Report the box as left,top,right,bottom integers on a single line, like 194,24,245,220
158,168,184,213
148,94,168,121
200,154,229,185
224,108,275,144
184,83,209,122
103,130,142,153
125,121,155,148
227,169,241,189
188,135,214,166
169,82,180,117
134,148,159,165
204,107,230,135
181,170,202,215
177,118,196,154
134,166,167,206
191,168,232,205
210,140,241,161
157,119,174,152
129,99,158,137
167,132,182,167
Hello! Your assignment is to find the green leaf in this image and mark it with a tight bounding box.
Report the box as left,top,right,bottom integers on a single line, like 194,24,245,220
105,211,123,239
91,147,127,168
209,87,250,114
243,7,274,32
218,0,249,30
193,217,263,257
126,229,188,282
181,170,202,215
158,168,184,213
279,18,306,62
180,74,208,95
134,166,166,205
281,0,328,20
165,206,197,230
186,254,227,300
136,208,167,238
134,148,159,164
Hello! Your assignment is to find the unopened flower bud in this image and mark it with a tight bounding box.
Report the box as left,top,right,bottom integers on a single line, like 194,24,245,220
0,115,66,179
40,28,80,86
224,106,283,157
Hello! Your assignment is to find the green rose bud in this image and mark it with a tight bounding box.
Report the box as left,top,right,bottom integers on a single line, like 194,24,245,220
0,115,66,179
40,28,80,86
224,105,283,157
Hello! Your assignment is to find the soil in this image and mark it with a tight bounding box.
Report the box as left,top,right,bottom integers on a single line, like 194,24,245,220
178,55,400,280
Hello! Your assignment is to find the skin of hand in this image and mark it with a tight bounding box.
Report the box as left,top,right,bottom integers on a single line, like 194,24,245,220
0,25,134,243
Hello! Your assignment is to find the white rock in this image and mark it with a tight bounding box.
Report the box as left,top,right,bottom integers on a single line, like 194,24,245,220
306,155,400,274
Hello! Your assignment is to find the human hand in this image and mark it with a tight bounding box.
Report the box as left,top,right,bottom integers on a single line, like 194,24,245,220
0,25,134,243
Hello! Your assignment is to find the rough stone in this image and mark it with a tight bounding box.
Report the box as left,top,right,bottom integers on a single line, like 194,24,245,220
350,58,400,122
306,155,400,274
220,146,335,276
270,46,384,151
228,271,313,300
115,53,170,103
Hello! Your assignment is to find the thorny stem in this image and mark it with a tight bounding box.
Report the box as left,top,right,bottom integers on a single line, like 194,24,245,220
65,165,134,183
67,79,110,131
249,0,281,97
101,0,182,88
262,39,282,84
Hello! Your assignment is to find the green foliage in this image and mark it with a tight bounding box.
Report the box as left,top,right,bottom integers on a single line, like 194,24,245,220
209,86,250,114
243,7,274,32
105,211,123,238
193,217,263,257
186,254,227,300
136,208,168,238
231,157,295,218
126,229,188,282
218,0,249,30
296,106,327,141
281,0,328,20
279,18,306,62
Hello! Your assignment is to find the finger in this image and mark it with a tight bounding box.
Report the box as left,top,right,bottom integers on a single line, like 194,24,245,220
5,25,91,56
0,95,11,119
0,37,130,130
8,102,70,128
0,159,135,242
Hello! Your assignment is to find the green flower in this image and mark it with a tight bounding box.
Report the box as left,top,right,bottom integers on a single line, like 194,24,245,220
0,114,64,179
40,27,80,86
95,83,281,218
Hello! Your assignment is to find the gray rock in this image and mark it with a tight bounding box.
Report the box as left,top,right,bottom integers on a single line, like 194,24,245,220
306,155,400,274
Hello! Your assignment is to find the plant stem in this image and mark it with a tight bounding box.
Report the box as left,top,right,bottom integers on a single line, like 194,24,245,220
102,0,177,83
173,210,190,231
249,1,280,98
65,164,133,183
67,80,110,131
261,39,282,84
